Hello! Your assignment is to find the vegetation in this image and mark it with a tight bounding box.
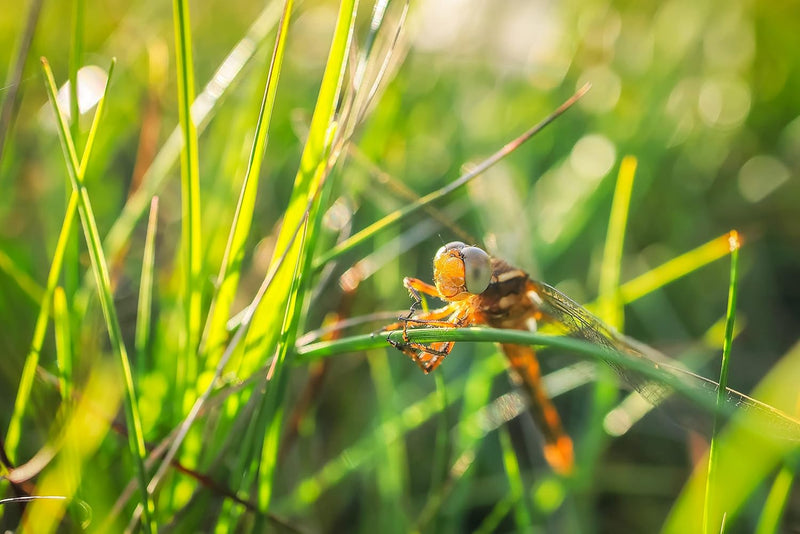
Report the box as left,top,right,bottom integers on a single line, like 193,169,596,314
1,0,799,532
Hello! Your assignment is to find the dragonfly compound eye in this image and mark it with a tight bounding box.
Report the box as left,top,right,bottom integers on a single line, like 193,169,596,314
435,241,467,262
461,246,491,294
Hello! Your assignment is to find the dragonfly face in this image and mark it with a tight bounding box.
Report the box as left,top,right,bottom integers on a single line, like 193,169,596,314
432,241,492,300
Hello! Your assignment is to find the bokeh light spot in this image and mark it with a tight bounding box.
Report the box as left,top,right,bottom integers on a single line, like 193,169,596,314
570,134,617,180
698,77,751,128
578,66,622,114
738,155,790,203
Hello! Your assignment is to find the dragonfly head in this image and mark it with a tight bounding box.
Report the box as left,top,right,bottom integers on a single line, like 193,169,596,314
433,242,492,300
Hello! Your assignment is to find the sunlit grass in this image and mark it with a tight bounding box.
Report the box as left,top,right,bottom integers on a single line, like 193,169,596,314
1,1,798,532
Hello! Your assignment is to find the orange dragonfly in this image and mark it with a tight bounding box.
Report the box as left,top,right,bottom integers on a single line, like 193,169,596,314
386,241,800,475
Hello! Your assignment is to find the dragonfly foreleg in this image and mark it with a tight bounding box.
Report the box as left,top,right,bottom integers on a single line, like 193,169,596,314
386,303,468,373
387,338,455,373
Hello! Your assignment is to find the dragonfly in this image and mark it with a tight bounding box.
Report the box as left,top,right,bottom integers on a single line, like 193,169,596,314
386,241,800,474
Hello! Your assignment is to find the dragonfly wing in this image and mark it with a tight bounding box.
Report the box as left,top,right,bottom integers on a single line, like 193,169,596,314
526,280,671,401
527,280,800,441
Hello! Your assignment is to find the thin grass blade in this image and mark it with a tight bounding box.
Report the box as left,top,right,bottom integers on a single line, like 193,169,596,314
52,286,72,399
703,231,740,534
755,464,795,534
664,341,800,533
312,83,591,269
598,155,637,329
97,2,283,293
618,231,740,305
248,0,359,516
5,49,116,458
172,0,203,395
499,426,532,530
41,58,156,533
135,197,159,380
201,0,295,367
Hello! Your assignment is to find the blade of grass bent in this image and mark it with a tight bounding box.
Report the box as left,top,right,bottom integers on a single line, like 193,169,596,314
298,327,800,429
703,231,740,534
41,58,156,533
312,83,591,270
172,0,203,394
201,0,295,367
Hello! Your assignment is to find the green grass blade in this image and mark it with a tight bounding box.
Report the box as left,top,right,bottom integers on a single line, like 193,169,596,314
3,47,117,456
41,58,156,533
311,83,591,270
249,0,358,515
755,464,795,534
0,249,44,303
663,341,800,533
300,326,800,425
172,0,203,392
0,0,43,166
242,0,355,371
52,286,73,399
598,155,637,329
255,221,309,514
703,231,740,534
474,494,515,534
367,350,409,533
97,2,283,295
5,191,78,459
499,426,532,530
582,155,638,489
618,231,739,305
21,362,121,533
136,197,159,380
201,0,295,366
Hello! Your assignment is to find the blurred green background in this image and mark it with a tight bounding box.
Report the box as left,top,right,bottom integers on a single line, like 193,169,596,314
2,0,799,531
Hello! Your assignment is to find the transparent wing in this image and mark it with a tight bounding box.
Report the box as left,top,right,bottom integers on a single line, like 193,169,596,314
528,280,800,441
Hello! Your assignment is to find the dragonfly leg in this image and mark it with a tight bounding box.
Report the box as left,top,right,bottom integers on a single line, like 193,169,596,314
386,304,468,373
403,277,440,298
384,304,456,335
387,339,455,373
